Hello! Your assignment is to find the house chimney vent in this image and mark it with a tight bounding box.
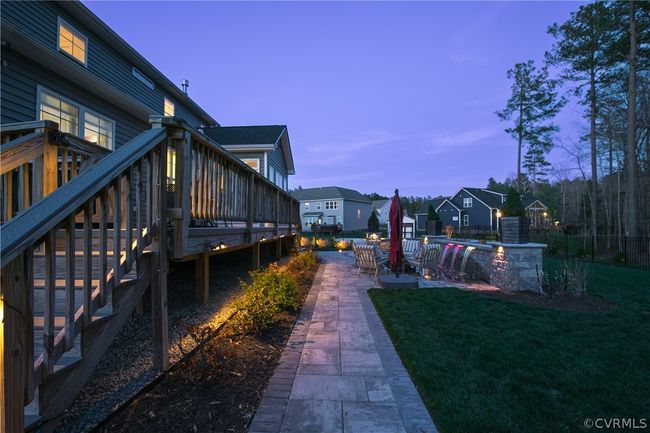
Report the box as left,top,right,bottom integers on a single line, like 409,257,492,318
181,79,189,94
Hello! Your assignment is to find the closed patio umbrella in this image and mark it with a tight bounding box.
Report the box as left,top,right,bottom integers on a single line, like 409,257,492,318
389,189,404,276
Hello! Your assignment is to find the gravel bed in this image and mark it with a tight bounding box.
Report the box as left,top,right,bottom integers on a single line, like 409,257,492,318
55,246,279,433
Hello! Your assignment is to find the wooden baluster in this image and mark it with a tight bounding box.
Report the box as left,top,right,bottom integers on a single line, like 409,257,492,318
70,151,78,178
146,155,153,233
125,168,133,270
113,178,122,285
23,163,30,210
43,230,56,375
202,148,208,219
211,155,217,220
62,148,69,184
6,170,13,221
82,202,93,355
136,160,143,255
197,147,204,220
274,189,280,237
64,216,75,350
99,188,108,306
17,165,24,214
189,144,196,219
247,172,254,243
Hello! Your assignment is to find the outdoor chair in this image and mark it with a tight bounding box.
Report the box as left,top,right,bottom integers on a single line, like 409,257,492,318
352,239,369,267
402,239,422,262
409,244,440,277
355,244,388,277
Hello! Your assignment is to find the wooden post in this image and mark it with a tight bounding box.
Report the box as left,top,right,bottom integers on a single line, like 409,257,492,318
173,130,191,259
42,128,58,197
195,253,209,305
247,173,255,244
1,254,28,433
274,189,279,237
151,145,169,370
251,242,260,270
275,238,282,260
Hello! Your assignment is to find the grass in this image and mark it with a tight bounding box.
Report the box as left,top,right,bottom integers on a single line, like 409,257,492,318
368,258,650,433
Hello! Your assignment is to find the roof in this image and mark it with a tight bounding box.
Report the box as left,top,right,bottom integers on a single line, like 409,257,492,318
202,125,295,175
460,188,505,209
203,125,286,145
303,211,323,217
60,1,218,127
291,187,371,203
522,195,548,209
415,197,448,215
372,199,389,210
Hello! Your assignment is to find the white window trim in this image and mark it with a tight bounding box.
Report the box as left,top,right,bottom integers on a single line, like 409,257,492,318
463,197,473,208
132,67,154,90
57,17,88,67
463,214,470,226
36,85,116,150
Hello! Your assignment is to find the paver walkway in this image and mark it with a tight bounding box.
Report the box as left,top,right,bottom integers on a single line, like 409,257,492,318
248,251,438,433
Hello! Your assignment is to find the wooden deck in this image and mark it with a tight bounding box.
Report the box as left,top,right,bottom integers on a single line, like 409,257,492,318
1,118,301,432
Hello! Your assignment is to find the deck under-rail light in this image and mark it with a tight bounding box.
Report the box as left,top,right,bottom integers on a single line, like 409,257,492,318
261,236,266,242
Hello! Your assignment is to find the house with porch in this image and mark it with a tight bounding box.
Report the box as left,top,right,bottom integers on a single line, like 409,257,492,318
0,1,299,430
292,186,373,232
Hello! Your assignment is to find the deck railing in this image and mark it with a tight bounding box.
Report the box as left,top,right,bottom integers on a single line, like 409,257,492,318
0,118,300,432
1,121,110,224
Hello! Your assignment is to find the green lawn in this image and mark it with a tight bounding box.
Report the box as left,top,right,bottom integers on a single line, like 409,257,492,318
369,259,650,433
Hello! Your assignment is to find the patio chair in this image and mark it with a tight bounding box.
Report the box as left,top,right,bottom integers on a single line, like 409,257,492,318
409,244,440,277
402,239,422,262
352,239,369,266
355,244,388,277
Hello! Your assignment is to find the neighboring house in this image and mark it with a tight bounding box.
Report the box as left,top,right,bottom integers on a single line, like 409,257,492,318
431,188,548,231
202,125,295,191
372,199,390,225
414,196,447,234
291,186,373,232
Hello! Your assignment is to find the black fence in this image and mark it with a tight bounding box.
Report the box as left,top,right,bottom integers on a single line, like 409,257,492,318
529,230,650,271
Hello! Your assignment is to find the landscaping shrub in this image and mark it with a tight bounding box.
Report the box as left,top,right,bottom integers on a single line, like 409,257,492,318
315,238,330,248
232,252,320,334
300,236,312,248
538,259,591,298
335,240,350,250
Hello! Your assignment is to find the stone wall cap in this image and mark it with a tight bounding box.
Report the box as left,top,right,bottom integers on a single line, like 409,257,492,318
487,242,547,248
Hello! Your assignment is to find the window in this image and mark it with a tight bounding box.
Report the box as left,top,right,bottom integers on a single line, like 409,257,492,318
58,18,87,65
325,201,338,210
463,197,473,208
241,158,260,172
304,202,310,210
316,202,321,210
336,216,342,224
268,166,276,184
164,98,175,116
304,216,317,226
38,87,114,149
40,90,79,135
463,214,469,226
84,111,113,148
166,147,176,185
132,67,154,90
357,209,361,219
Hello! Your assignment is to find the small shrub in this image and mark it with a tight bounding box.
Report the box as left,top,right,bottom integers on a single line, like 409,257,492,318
445,225,454,239
538,260,591,298
316,238,330,248
231,287,279,334
336,240,350,250
300,236,312,248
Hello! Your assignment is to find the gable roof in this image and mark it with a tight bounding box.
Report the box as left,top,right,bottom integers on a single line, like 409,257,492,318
522,195,548,209
436,198,461,211
457,187,505,209
415,197,448,215
372,199,389,210
203,125,295,175
291,186,371,203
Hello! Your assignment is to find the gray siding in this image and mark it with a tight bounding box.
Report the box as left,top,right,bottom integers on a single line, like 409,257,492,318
2,1,208,133
452,190,493,228
342,200,372,232
437,202,461,229
1,49,147,147
267,147,288,177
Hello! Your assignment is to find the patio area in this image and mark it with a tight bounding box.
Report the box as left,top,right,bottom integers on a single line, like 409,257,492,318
247,251,438,433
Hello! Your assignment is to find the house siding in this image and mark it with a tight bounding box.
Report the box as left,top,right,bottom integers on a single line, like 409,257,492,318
2,1,208,141
453,190,493,228
1,49,148,147
343,200,372,232
437,202,461,230
267,147,288,178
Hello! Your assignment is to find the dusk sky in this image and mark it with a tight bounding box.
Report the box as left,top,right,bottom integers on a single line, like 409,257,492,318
85,0,585,197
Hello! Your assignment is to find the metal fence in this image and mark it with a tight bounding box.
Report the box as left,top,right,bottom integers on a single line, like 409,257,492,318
529,230,650,270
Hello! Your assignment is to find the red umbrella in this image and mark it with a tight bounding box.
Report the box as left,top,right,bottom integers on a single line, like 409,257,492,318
389,189,404,275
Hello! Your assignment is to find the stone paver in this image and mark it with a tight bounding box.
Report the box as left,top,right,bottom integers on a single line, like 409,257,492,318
248,251,438,433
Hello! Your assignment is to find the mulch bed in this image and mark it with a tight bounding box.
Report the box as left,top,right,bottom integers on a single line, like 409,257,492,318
478,290,616,312
95,313,296,433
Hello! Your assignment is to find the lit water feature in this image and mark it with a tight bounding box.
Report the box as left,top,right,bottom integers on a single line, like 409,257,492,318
449,245,464,277
459,246,476,279
438,243,454,277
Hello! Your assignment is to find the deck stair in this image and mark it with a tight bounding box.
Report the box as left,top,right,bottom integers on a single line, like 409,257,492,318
1,118,300,433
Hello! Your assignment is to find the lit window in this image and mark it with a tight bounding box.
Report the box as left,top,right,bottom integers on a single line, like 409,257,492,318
164,98,175,116
305,202,310,210
241,158,260,172
167,147,176,185
463,214,470,226
58,18,87,65
463,198,473,208
325,201,338,210
40,90,79,135
84,112,114,148
357,209,361,219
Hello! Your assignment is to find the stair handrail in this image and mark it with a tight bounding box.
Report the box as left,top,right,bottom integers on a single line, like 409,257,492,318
1,127,166,264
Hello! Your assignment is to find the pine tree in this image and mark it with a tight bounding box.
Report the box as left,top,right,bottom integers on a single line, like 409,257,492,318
496,60,565,193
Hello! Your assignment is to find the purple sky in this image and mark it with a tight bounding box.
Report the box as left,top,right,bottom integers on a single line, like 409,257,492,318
85,1,585,197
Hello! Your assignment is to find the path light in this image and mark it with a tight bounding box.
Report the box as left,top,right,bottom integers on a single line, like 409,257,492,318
261,236,266,242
